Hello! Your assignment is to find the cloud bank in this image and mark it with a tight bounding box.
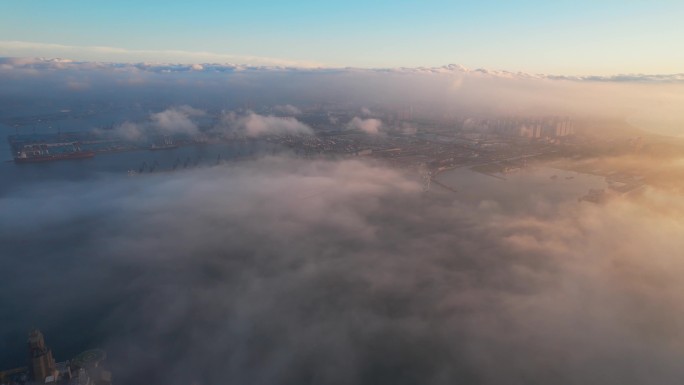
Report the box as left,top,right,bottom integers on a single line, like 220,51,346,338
3,57,684,82
103,105,205,140
105,107,313,140
3,57,684,136
151,105,205,135
348,117,384,135
0,41,322,68
219,111,313,137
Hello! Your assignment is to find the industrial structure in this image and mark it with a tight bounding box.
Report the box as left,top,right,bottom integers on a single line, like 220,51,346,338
0,330,111,385
27,330,57,382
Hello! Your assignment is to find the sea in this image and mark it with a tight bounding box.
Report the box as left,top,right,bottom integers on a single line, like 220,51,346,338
434,164,608,212
0,122,280,196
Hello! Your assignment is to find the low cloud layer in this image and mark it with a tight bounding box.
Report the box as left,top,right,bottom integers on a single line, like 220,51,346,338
2,156,684,384
105,105,205,140
99,107,312,142
348,117,383,135
150,105,205,135
220,111,313,137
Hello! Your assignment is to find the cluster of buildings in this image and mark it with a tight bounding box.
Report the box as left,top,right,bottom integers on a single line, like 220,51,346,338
0,330,111,385
463,117,575,139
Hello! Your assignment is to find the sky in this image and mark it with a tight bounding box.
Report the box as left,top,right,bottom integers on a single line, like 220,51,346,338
1,0,683,74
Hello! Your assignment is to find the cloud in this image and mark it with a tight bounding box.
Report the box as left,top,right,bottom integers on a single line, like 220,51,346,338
151,105,204,135
111,121,145,141
348,117,383,135
220,111,313,137
102,106,205,140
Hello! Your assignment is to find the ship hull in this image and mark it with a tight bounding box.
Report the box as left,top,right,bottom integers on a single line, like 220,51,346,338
14,151,96,163
149,145,179,151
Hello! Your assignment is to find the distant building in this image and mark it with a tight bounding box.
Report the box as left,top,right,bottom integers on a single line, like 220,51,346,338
489,116,574,139
518,121,542,138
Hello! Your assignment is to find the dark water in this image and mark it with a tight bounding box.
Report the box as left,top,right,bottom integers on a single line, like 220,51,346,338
435,165,608,212
0,124,280,370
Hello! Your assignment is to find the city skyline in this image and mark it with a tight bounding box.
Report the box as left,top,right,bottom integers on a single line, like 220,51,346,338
1,0,684,75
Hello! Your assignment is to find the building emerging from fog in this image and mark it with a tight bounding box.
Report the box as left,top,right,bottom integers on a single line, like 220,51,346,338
27,329,57,382
492,117,575,138
0,330,112,385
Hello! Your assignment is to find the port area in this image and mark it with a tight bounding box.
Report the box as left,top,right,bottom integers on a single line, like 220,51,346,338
7,132,143,157
7,132,192,163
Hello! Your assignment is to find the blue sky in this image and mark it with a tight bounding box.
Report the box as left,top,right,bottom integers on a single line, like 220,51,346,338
1,0,683,74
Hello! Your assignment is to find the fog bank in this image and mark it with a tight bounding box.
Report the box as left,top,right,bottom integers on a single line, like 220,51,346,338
2,157,684,384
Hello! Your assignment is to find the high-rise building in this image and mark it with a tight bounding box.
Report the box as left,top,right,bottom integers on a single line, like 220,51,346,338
27,329,57,382
492,116,574,139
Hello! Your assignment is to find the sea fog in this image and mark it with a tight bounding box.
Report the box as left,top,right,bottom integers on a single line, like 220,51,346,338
3,59,684,384
3,154,684,384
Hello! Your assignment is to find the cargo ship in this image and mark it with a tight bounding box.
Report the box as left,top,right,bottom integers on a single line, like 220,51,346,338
13,142,95,163
14,150,95,163
149,143,179,151
149,136,178,151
